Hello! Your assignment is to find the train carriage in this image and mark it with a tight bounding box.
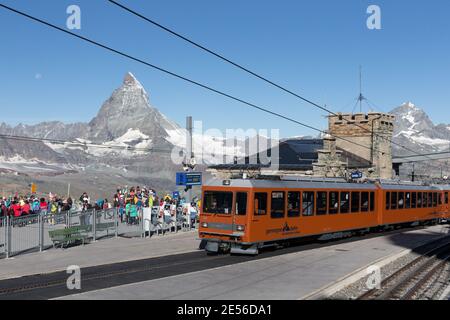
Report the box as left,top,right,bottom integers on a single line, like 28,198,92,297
199,178,449,255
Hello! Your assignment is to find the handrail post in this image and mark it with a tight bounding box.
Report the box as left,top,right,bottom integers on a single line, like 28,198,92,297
5,215,11,259
114,208,118,238
92,209,96,242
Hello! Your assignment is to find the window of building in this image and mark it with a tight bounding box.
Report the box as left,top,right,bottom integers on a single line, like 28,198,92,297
391,192,397,210
411,192,417,209
236,192,247,215
361,192,369,212
302,192,314,216
316,192,327,215
203,191,233,214
398,192,405,209
340,192,350,213
271,191,285,219
417,192,422,208
370,192,375,212
254,193,267,216
351,192,360,213
405,192,411,209
287,192,300,217
386,192,390,210
329,192,339,214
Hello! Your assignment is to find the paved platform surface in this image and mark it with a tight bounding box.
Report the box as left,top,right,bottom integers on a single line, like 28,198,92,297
59,224,450,300
0,231,199,280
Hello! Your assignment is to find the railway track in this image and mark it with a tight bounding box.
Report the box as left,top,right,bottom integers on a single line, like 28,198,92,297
358,238,450,300
0,224,445,300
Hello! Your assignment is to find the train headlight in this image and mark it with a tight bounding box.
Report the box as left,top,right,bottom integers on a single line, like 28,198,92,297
236,225,245,231
201,222,208,228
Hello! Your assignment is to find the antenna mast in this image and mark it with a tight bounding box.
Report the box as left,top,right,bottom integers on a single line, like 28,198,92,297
358,65,365,113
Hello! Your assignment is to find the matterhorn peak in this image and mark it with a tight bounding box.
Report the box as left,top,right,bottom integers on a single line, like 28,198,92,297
123,72,139,86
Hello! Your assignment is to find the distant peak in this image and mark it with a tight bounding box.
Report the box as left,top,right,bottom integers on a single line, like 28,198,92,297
123,72,140,86
402,101,418,110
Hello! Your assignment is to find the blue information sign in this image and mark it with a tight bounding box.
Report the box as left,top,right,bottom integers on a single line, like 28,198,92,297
176,172,202,186
351,171,363,179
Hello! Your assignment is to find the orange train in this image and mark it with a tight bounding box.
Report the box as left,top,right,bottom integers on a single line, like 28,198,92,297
198,178,450,255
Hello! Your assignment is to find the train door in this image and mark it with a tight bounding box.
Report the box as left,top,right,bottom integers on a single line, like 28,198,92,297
250,191,269,241
233,191,249,239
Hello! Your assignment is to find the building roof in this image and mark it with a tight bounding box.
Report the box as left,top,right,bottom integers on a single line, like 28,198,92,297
209,138,372,171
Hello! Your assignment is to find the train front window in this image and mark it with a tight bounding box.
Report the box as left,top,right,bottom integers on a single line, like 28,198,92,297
287,192,300,217
236,192,247,215
351,192,360,213
302,192,314,216
271,191,285,219
446,192,449,204
340,192,350,213
316,192,327,215
329,192,339,214
203,191,233,214
254,193,267,216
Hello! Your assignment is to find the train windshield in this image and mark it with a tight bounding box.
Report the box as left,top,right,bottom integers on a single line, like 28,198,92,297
203,191,233,214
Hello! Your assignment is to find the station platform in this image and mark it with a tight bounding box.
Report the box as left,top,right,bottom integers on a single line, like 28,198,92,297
55,224,450,300
0,231,199,281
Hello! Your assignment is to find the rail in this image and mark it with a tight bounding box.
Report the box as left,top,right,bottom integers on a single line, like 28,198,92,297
358,237,450,300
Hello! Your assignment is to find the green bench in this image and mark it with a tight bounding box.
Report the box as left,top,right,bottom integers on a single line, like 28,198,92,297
48,226,90,248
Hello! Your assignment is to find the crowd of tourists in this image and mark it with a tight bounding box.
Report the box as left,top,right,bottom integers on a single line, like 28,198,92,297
0,186,200,230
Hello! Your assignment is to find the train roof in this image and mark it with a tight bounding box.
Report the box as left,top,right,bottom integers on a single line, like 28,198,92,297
204,178,444,191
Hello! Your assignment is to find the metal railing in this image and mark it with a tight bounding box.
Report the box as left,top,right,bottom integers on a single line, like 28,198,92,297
0,206,198,259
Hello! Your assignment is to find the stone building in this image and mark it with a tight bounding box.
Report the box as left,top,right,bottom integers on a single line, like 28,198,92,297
328,112,395,179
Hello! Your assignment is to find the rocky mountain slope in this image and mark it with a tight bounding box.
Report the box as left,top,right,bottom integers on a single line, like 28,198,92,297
391,102,450,155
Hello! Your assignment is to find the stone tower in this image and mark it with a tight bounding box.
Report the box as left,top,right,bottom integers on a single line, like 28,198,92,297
313,134,346,177
328,112,395,179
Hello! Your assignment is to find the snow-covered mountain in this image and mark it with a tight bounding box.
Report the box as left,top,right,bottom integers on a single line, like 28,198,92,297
0,72,278,197
391,102,450,155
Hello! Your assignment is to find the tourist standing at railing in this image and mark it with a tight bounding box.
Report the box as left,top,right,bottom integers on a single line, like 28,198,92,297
11,201,22,218
39,198,48,215
22,200,31,215
32,198,40,214
130,201,138,225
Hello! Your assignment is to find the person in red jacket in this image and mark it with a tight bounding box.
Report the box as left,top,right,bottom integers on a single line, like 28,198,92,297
11,201,22,218
39,198,48,214
22,200,31,215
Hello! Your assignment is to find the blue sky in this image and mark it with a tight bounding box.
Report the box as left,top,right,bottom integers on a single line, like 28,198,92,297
0,0,449,138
